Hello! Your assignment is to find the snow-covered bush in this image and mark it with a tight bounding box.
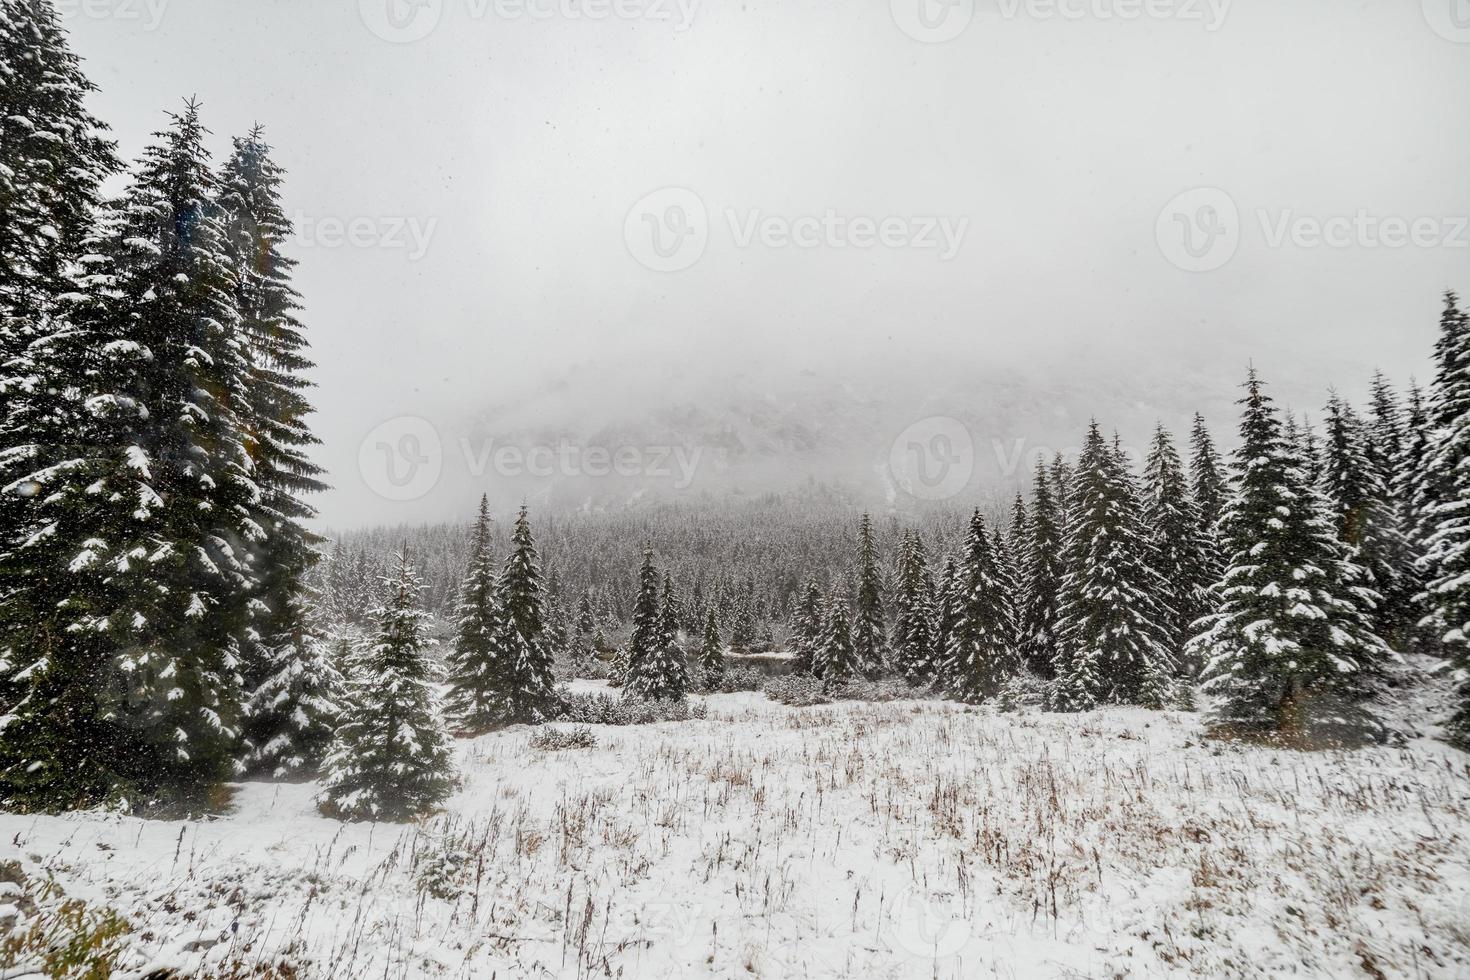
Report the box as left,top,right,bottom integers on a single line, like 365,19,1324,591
529,726,599,751
763,675,830,707
699,665,764,694
996,671,1052,712
554,690,707,725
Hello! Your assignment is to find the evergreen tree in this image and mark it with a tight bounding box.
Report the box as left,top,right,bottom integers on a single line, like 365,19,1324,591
319,553,456,822
443,497,520,734
1189,412,1228,584
1189,371,1391,740
499,505,557,721
943,511,1019,701
933,556,963,669
1319,394,1417,650
659,571,683,651
216,128,328,759
0,0,117,373
698,609,725,683
791,581,825,676
0,103,255,808
851,514,888,677
245,625,341,779
1417,293,1470,745
817,592,860,690
892,531,938,685
1053,423,1175,711
1142,425,1210,660
623,547,688,701
1017,459,1064,677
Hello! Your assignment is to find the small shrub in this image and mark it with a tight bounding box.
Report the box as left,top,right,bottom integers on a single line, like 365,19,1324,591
554,689,708,726
697,665,764,694
763,675,830,707
0,870,130,980
827,677,915,703
996,671,1052,712
530,725,600,751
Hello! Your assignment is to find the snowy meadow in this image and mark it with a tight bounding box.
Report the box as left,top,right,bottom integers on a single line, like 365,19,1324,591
4,684,1469,980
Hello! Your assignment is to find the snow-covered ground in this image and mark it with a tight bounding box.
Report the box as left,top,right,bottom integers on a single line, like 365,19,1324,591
4,686,1469,979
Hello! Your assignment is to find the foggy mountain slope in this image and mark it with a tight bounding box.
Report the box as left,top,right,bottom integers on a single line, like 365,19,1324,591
435,350,1353,515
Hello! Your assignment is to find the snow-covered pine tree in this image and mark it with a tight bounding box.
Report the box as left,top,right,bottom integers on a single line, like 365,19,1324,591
1016,458,1064,678
499,505,558,721
0,0,116,374
791,581,825,676
623,548,688,701
698,609,725,683
215,128,329,762
933,556,963,669
1417,293,1470,745
244,624,341,780
659,572,683,651
943,510,1019,701
892,531,938,686
319,552,456,822
1052,423,1175,711
992,519,1021,654
0,103,257,809
1189,413,1228,581
1189,370,1392,742
443,496,520,734
1319,394,1417,651
852,514,888,677
817,591,860,690
1142,424,1210,663
541,566,569,658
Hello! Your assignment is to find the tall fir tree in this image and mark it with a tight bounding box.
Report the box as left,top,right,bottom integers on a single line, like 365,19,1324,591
319,552,456,822
443,497,522,734
698,609,725,683
1189,371,1391,740
1416,293,1470,745
791,581,825,676
1319,394,1418,651
1017,459,1064,678
1142,425,1211,662
817,592,860,690
1052,423,1175,711
499,505,557,721
244,626,341,780
1189,413,1228,581
215,128,328,760
943,511,1019,701
0,103,256,808
851,514,888,677
623,547,688,701
892,531,938,686
933,556,963,670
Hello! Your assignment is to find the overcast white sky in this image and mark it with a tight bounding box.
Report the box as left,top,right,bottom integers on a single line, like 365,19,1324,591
62,0,1470,525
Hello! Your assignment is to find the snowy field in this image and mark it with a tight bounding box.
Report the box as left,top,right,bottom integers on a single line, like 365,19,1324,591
4,685,1470,980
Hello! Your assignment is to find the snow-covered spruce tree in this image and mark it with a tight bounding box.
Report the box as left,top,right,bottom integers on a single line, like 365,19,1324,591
1050,454,1074,543
1017,459,1064,678
992,520,1021,651
851,514,888,677
1319,394,1418,652
0,0,116,373
1417,293,1470,745
0,103,257,809
817,592,860,691
892,531,939,686
245,624,341,780
623,548,688,701
698,610,725,684
659,572,683,652
943,511,1019,702
215,129,329,764
443,496,518,734
1142,425,1211,663
1189,413,1228,581
1052,423,1175,711
1189,371,1392,742
542,567,569,658
791,581,825,676
319,553,456,822
933,556,963,669
499,505,558,721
